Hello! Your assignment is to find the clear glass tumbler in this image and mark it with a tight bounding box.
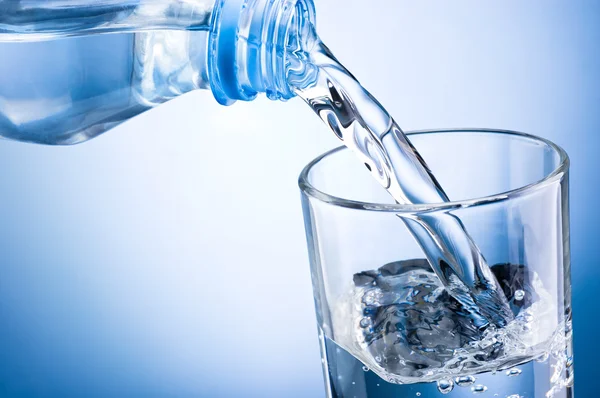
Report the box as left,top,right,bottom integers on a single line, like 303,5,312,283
299,129,573,398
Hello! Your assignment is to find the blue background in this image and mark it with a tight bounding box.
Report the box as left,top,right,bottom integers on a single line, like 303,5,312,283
0,1,598,396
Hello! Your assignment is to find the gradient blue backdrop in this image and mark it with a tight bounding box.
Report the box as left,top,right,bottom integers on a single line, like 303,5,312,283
0,1,598,397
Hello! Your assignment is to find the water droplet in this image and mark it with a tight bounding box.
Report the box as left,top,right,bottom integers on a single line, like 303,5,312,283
375,355,382,363
437,379,454,394
471,384,487,393
514,289,525,301
455,375,476,387
359,318,372,328
416,393,421,397
506,368,522,377
362,365,370,372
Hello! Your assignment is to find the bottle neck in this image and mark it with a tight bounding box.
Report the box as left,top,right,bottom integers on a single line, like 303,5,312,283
208,0,316,105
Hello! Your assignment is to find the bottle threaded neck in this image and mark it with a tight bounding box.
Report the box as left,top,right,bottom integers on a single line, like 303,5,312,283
208,0,316,105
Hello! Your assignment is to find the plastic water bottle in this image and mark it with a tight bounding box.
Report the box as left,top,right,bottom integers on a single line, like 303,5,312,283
0,0,316,144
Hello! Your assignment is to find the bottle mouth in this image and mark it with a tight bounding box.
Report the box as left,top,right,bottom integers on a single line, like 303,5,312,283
209,0,316,105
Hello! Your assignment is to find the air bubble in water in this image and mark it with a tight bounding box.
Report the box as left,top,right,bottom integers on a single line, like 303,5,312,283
471,384,487,393
416,393,421,397
514,289,525,301
455,375,476,387
364,295,376,306
362,365,370,372
437,379,454,394
359,318,372,328
506,368,522,377
507,395,522,398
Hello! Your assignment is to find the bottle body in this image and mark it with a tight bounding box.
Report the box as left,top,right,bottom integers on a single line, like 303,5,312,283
0,0,216,39
0,0,315,144
0,30,211,144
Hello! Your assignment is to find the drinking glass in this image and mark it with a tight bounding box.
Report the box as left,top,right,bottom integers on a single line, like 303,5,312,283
299,129,573,398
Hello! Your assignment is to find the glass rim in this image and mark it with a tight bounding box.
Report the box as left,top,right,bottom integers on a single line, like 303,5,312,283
298,128,570,213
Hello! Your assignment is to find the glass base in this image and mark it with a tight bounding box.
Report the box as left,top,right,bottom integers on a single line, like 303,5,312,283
321,332,574,398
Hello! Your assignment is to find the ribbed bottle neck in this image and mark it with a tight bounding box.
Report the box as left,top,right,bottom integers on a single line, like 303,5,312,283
208,0,316,105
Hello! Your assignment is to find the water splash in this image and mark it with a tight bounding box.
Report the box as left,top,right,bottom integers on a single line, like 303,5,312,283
331,259,569,385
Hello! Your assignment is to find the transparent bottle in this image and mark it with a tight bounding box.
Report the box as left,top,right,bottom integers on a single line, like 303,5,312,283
0,0,316,144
